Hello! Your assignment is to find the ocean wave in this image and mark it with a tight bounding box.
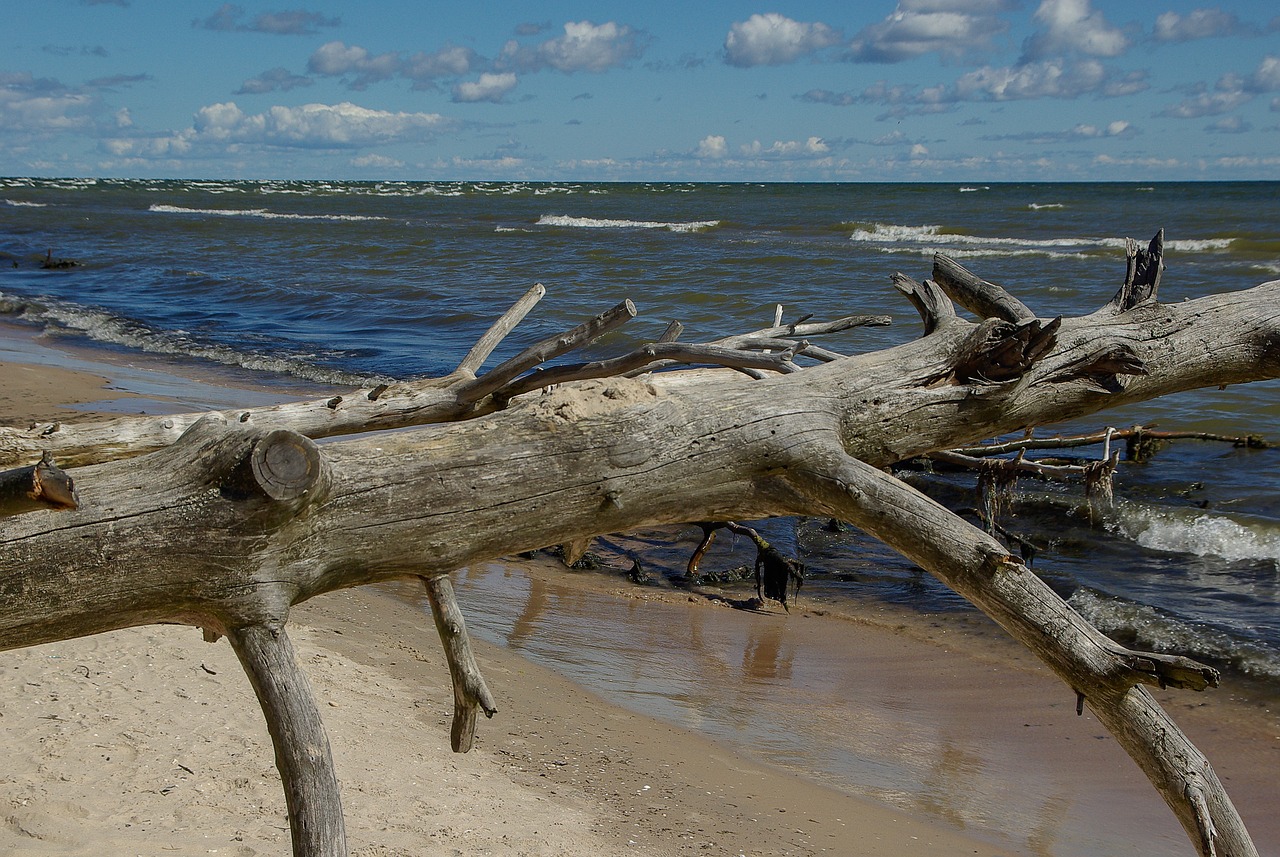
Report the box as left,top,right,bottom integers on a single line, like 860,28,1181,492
1027,203,1065,210
1110,503,1280,564
958,186,989,192
0,291,385,388
4,199,48,208
537,214,719,233
148,204,388,223
847,222,1234,256
1068,589,1280,679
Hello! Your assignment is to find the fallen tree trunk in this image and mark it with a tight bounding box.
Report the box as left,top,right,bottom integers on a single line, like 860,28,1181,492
3,239,1278,856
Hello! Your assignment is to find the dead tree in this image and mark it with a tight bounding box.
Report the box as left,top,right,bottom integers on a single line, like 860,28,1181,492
3,233,1279,857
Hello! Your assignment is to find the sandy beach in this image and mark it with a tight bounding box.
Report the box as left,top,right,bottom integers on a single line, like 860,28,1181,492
2,323,1277,857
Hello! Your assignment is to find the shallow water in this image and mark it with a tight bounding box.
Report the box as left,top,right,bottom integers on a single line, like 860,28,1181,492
446,560,1276,857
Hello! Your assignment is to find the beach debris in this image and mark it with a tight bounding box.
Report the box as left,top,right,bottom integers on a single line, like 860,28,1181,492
685,522,804,609
39,249,80,270
0,450,78,517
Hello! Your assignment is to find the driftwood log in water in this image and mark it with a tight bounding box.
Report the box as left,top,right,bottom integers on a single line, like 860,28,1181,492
3,233,1279,857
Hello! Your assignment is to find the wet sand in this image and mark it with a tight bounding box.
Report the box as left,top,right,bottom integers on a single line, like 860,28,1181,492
2,323,1276,856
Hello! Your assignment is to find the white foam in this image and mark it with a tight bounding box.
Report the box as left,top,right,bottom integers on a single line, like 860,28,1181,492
1112,503,1280,564
4,199,48,207
148,204,387,222
537,214,719,233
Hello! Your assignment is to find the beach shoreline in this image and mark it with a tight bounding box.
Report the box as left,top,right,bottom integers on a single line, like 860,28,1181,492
2,323,1277,856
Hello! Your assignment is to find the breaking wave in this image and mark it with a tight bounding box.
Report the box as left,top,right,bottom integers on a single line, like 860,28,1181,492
0,291,384,387
148,204,389,223
1109,502,1280,565
846,222,1235,258
1068,589,1280,679
536,214,720,233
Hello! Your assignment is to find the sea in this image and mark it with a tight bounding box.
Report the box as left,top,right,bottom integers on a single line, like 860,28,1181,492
2,178,1279,851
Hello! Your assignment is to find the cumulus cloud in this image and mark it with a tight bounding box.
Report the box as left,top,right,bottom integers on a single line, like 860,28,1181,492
846,0,1015,64
404,45,480,86
236,67,312,95
809,56,1145,116
106,101,453,158
1152,8,1249,42
696,134,727,158
307,41,401,89
499,21,647,73
452,72,518,103
0,72,97,134
723,13,841,67
1250,55,1280,91
194,4,339,35
1021,0,1128,61
740,136,830,157
1160,55,1280,118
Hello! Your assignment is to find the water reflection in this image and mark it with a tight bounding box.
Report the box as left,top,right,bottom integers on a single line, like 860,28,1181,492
443,560,1190,857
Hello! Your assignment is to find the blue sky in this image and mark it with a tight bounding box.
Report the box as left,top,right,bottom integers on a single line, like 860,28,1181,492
3,0,1278,181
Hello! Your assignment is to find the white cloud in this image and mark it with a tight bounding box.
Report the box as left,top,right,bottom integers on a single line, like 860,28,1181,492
956,58,1109,99
1021,0,1128,61
452,72,518,103
1160,56,1279,119
1250,55,1280,92
696,134,727,158
847,1,1014,63
1153,9,1245,42
724,13,840,67
109,101,453,157
351,153,404,169
500,21,646,73
741,136,831,156
405,46,479,83
0,73,96,134
307,41,401,89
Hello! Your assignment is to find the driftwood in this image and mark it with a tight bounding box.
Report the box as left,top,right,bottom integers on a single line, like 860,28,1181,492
3,235,1279,856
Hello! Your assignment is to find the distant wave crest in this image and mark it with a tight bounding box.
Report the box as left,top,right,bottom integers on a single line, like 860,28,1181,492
847,221,1233,258
148,204,388,223
537,214,719,233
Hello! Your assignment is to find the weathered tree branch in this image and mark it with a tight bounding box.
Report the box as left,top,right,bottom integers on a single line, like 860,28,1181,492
228,622,346,857
931,253,1037,323
421,574,497,753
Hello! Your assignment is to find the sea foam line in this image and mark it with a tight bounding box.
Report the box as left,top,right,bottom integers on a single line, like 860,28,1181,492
537,214,719,233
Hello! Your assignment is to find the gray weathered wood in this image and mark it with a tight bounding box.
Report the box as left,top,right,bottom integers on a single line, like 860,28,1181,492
3,245,1278,856
229,622,346,857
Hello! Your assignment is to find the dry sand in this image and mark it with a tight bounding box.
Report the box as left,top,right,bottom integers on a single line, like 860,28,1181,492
2,325,1277,856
